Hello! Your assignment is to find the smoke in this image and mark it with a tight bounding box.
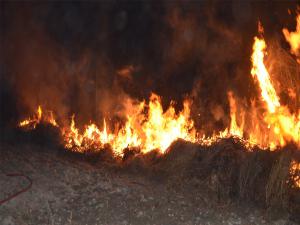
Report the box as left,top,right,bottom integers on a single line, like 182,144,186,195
0,1,298,130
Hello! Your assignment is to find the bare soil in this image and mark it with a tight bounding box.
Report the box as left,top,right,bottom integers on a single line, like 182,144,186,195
0,141,298,225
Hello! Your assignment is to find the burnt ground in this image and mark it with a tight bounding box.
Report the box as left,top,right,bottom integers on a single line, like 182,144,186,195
0,138,299,225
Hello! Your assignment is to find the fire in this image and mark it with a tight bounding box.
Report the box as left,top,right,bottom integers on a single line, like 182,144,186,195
250,34,300,148
15,9,300,190
111,117,141,155
18,31,300,153
227,91,244,138
141,94,195,153
283,13,300,62
62,117,114,152
19,105,58,129
251,37,280,113
59,93,196,155
18,16,300,155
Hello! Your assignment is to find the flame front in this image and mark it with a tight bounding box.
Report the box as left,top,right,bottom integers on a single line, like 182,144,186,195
18,15,300,151
60,93,196,155
18,32,300,153
17,10,300,190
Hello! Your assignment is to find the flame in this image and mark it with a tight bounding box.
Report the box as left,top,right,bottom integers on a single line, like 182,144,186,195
62,117,114,152
18,33,300,154
227,91,244,137
63,115,82,150
111,117,141,155
18,19,300,154
141,94,195,153
19,105,58,129
250,32,300,148
251,37,280,113
283,13,300,62
59,93,196,155
16,15,300,190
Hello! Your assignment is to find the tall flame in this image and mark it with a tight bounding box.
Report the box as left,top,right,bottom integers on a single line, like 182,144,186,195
251,37,280,113
250,33,300,148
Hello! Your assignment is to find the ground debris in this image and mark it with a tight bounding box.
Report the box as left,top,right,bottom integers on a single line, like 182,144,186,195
0,139,299,225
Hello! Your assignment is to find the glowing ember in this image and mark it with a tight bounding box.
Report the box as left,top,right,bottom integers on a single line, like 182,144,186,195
290,160,300,188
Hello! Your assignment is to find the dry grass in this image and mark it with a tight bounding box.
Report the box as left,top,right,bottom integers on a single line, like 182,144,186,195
266,150,291,210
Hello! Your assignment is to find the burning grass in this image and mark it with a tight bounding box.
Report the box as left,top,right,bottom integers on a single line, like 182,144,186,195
16,15,300,155
2,6,300,224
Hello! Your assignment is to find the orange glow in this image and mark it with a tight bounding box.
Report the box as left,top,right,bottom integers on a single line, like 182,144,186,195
250,33,300,148
227,91,244,138
283,13,300,62
19,105,58,129
251,37,280,113
59,93,196,155
111,117,142,155
290,160,300,188
18,20,300,155
141,94,195,153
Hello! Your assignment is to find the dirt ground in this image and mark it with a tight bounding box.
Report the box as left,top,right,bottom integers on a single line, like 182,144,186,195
0,142,298,225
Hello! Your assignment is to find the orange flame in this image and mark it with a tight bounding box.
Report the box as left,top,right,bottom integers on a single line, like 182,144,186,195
141,94,195,153
283,13,300,62
227,91,244,137
18,20,300,155
251,37,280,113
17,16,300,187
250,31,300,148
19,105,58,129
60,93,196,155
